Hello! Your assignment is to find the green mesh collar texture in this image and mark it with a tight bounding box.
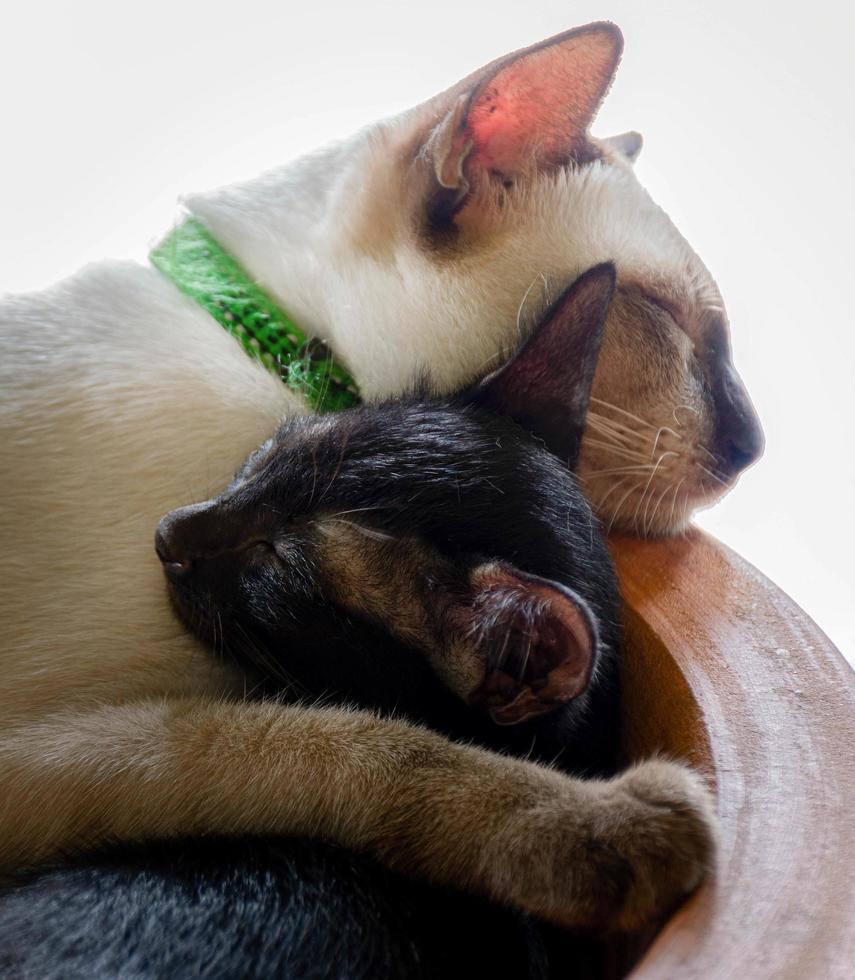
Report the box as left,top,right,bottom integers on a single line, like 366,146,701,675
150,218,360,413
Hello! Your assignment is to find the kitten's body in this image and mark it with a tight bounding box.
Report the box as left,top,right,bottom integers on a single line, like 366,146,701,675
2,837,554,980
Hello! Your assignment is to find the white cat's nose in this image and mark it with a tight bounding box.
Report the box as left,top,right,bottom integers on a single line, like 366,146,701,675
712,361,765,478
721,421,764,475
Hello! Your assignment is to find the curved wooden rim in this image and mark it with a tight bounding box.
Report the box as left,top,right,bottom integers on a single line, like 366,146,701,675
608,529,855,980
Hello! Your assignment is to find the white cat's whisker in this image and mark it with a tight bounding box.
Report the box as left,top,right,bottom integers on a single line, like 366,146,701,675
586,415,651,453
583,437,652,463
645,478,677,537
584,465,656,477
515,272,548,343
650,425,683,459
589,397,658,431
606,478,647,535
673,403,699,424
698,464,729,488
668,478,687,530
632,451,679,531
591,476,631,515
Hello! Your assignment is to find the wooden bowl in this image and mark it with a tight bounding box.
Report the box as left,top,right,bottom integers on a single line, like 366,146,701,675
607,529,855,979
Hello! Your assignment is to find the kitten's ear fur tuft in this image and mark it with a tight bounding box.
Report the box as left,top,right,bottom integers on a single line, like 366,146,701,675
426,23,623,203
456,563,598,726
472,263,616,469
602,130,643,162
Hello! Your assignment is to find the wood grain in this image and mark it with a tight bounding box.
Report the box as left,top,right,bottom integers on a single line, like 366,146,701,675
606,529,855,979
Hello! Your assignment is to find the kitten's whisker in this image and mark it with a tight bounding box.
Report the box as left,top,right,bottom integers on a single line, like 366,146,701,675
326,505,386,519
305,446,320,509
492,629,512,674
328,518,395,543
516,632,534,683
315,432,350,506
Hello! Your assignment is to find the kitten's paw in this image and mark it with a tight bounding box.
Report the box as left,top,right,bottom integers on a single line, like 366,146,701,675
498,759,717,931
601,759,718,930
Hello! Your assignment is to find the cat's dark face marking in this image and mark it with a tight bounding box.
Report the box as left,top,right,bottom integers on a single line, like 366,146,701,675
156,266,621,761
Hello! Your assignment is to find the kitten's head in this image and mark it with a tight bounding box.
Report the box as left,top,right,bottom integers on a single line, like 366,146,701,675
193,23,762,535
156,267,619,760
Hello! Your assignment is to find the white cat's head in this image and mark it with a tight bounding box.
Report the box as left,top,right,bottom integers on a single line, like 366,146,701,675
189,23,763,536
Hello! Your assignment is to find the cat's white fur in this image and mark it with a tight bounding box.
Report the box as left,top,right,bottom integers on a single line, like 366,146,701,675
0,262,293,720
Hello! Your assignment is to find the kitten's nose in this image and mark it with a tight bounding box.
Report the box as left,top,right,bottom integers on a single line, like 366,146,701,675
155,501,215,579
155,525,192,580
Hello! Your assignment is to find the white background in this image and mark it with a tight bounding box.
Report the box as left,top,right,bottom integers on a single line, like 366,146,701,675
1,1,852,661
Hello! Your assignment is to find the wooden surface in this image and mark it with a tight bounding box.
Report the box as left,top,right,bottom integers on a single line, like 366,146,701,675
608,529,855,980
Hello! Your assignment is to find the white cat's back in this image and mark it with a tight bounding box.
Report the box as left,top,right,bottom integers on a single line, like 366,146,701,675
0,261,303,718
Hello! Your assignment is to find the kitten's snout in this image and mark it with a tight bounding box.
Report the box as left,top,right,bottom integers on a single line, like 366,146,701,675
155,501,218,580
155,497,276,587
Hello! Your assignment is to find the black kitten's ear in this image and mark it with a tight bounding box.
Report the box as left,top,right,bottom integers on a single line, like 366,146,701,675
473,263,616,469
447,562,598,726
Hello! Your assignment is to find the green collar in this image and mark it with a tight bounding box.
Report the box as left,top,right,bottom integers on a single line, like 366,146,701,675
150,218,360,413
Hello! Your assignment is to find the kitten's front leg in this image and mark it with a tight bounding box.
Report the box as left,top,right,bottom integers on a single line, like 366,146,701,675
0,699,715,928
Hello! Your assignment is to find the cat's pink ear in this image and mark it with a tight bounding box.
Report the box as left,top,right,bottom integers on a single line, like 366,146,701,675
428,23,623,199
473,263,615,469
450,562,598,726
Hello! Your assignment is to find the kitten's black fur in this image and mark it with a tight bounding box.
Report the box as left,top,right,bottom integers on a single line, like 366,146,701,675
0,266,620,979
